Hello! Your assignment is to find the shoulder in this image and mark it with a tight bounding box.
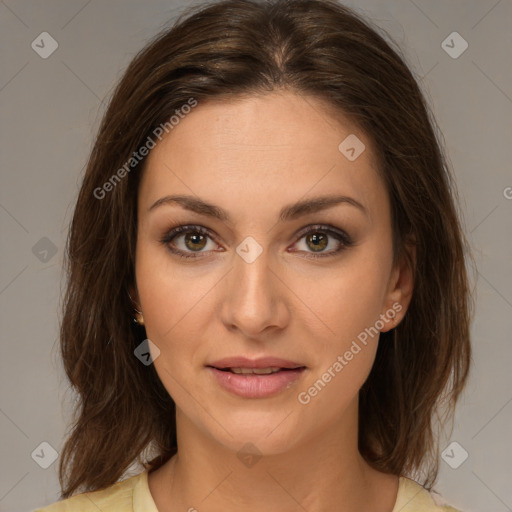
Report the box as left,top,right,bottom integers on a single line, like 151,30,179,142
394,476,463,512
34,471,145,512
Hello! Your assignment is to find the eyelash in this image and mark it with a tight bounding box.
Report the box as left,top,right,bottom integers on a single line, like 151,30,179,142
159,224,354,261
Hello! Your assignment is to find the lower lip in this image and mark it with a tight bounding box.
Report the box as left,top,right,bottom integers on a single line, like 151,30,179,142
208,367,306,398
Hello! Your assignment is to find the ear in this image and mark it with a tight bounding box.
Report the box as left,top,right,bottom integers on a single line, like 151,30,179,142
380,237,416,332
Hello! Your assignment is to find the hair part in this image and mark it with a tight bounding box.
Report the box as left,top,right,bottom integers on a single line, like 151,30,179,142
58,0,474,498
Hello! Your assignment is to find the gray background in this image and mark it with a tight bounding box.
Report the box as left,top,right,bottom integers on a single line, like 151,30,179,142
1,1,511,511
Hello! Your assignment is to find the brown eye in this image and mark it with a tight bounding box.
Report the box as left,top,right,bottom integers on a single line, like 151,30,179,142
291,225,353,260
184,232,207,251
160,225,219,259
305,232,328,252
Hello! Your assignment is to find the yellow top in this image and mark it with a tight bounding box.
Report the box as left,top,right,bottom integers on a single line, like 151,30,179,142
35,470,462,511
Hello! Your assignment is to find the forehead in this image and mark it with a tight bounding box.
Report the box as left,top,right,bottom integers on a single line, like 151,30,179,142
139,91,386,224
148,91,368,159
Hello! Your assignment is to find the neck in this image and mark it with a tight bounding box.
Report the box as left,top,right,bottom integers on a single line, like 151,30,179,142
148,398,399,512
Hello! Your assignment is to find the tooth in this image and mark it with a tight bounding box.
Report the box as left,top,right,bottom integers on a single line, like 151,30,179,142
252,367,279,375
230,367,281,375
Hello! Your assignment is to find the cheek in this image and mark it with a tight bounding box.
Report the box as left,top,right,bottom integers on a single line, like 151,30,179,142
297,254,391,406
135,263,206,405
135,241,216,339
306,258,390,347
295,267,385,415
295,343,376,436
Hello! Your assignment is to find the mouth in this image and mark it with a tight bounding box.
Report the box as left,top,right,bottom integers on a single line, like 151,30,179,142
206,357,307,398
207,356,306,371
210,366,305,375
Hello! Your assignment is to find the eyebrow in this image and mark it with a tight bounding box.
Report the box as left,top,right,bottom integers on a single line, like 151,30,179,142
148,193,368,222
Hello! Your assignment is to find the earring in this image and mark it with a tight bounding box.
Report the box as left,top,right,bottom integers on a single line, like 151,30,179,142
134,308,145,326
128,291,145,326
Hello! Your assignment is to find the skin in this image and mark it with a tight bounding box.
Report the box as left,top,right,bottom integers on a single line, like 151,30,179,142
132,90,415,512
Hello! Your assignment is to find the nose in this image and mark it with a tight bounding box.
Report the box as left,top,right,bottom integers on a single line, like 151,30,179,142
220,245,289,339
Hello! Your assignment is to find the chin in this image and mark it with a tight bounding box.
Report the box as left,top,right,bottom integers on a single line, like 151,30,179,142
201,407,308,457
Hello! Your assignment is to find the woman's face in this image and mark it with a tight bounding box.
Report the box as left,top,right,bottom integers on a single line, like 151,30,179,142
134,91,413,455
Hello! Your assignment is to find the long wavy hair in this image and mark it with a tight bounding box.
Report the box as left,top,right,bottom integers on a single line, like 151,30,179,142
57,0,474,499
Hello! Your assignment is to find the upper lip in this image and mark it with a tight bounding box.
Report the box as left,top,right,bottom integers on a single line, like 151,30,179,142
207,357,305,369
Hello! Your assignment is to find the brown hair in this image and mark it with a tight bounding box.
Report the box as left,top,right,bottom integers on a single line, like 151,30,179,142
58,0,474,499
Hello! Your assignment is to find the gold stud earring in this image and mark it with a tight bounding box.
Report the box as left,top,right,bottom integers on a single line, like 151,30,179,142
134,309,145,326
128,291,145,326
